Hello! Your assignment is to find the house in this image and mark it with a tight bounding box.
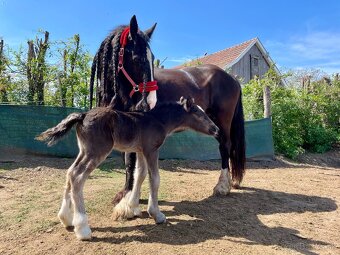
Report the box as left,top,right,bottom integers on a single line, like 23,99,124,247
175,37,282,84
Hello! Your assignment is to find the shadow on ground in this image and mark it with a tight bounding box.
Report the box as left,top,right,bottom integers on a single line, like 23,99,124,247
92,187,337,255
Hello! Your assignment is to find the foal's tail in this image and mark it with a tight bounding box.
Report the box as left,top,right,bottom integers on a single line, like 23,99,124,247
230,92,246,186
35,112,85,146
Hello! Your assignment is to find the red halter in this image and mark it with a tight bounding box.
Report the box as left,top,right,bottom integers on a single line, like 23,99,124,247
118,27,158,98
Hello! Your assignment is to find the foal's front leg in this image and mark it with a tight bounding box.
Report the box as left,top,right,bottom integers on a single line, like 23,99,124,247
113,153,147,220
145,151,166,224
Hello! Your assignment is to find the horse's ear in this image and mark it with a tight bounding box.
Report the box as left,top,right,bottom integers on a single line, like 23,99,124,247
129,15,138,40
144,23,157,39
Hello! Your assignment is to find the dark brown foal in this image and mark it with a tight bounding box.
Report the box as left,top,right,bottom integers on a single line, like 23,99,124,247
36,97,219,240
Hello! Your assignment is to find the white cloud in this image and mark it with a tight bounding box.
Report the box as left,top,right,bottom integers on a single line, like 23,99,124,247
266,30,340,74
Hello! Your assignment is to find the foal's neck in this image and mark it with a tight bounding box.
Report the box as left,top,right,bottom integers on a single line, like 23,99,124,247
150,104,187,133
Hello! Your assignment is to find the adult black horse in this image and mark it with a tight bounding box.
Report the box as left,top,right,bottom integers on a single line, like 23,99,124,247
89,16,245,220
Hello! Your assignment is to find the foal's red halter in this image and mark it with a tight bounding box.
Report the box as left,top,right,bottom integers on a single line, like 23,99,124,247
118,27,158,98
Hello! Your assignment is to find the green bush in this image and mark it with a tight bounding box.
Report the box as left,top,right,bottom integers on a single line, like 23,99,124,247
242,68,339,159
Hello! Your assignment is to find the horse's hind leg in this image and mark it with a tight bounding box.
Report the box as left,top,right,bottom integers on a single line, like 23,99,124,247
213,114,232,196
145,151,166,224
113,152,147,220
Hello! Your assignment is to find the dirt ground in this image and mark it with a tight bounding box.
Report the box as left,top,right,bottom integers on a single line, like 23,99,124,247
0,150,339,255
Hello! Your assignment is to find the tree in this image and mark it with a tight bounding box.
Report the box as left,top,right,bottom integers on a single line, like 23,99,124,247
26,31,50,105
55,35,91,108
0,39,10,102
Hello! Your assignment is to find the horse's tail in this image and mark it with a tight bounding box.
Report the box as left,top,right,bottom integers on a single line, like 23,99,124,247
230,91,246,186
35,112,85,146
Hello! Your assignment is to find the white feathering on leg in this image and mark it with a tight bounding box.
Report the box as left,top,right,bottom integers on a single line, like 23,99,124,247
213,168,232,196
73,213,92,240
58,198,73,227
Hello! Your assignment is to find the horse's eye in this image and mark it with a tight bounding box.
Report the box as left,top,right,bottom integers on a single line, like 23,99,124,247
132,55,138,61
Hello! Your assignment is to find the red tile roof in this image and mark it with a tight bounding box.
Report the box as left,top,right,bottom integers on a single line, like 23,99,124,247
174,38,257,69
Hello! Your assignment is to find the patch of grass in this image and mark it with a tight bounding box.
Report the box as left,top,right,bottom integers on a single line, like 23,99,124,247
15,192,42,223
0,168,8,174
97,157,125,172
92,168,123,179
33,219,59,233
85,188,116,215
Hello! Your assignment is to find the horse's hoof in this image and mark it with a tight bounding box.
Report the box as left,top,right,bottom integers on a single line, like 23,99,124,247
213,188,230,196
232,183,241,189
75,225,92,240
232,179,241,189
112,190,126,206
112,192,135,220
213,183,231,196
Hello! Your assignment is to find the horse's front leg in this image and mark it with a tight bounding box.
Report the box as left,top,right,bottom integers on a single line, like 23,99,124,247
145,151,166,224
113,153,147,220
213,131,232,196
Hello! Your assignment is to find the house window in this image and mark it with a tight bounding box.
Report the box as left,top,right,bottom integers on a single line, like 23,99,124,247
250,55,260,79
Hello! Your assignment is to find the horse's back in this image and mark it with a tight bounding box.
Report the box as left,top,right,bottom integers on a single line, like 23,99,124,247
155,64,241,108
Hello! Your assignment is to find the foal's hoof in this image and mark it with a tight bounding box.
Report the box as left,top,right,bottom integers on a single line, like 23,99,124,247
75,225,92,240
155,212,166,224
58,212,73,228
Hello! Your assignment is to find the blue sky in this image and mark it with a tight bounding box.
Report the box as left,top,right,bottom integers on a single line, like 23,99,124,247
1,0,340,73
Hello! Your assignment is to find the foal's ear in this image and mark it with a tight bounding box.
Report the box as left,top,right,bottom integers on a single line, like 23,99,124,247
129,15,138,40
179,96,186,105
144,23,157,39
186,97,194,109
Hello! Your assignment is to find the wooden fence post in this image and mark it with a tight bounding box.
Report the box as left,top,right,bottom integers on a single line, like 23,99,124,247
263,85,271,118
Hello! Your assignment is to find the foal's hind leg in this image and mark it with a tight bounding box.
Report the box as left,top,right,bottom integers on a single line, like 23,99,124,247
68,154,105,240
68,156,96,240
58,153,83,227
213,115,232,196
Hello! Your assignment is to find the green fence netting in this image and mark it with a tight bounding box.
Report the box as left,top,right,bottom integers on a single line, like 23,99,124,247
0,105,274,160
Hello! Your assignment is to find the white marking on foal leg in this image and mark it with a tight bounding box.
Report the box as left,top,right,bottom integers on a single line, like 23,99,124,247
113,155,147,220
58,198,73,227
213,168,232,196
147,170,166,224
73,212,92,240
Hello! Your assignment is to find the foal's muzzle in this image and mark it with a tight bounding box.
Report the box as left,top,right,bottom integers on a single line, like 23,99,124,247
209,126,220,138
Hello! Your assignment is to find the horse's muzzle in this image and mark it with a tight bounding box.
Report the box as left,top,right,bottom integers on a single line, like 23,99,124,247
135,98,150,112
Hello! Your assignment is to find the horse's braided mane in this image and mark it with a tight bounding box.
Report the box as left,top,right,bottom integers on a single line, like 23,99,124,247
89,25,152,108
90,25,127,107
